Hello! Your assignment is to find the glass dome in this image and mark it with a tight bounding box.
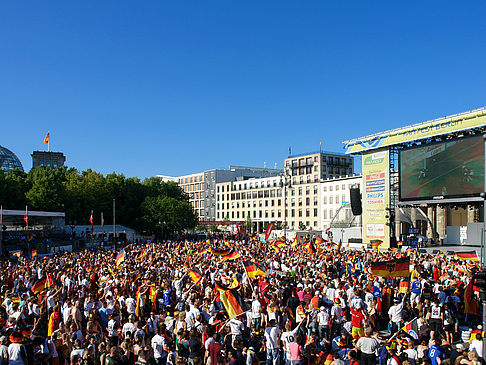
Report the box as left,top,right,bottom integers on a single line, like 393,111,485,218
0,146,24,172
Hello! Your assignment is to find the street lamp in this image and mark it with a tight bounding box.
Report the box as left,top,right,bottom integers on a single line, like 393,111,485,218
280,171,292,241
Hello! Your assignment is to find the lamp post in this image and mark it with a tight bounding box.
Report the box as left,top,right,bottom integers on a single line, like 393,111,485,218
280,171,292,241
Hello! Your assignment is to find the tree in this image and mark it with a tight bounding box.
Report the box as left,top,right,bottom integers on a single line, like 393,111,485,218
140,195,197,235
244,215,252,234
298,222,306,231
0,169,28,209
26,167,67,211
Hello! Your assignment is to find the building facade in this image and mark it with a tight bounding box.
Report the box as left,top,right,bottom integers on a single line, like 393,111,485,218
31,151,66,169
161,166,282,221
215,151,356,233
320,174,362,229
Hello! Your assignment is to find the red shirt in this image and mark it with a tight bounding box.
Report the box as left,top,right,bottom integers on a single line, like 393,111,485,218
350,307,365,328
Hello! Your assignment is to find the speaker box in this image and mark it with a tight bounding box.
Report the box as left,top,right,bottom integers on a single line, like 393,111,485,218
349,187,362,216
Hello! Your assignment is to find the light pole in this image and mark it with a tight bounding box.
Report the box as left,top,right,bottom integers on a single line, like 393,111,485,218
280,171,292,241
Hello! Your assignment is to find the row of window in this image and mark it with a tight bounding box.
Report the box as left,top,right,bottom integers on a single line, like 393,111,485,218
218,185,320,201
287,156,351,167
323,183,360,192
322,195,347,205
217,208,319,219
179,175,204,184
37,160,60,168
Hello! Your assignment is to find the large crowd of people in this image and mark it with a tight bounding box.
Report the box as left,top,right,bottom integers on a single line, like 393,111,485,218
0,237,483,365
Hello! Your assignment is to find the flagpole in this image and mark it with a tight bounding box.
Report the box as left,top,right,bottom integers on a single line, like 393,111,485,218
25,206,29,256
0,205,3,255
113,199,116,246
101,212,104,242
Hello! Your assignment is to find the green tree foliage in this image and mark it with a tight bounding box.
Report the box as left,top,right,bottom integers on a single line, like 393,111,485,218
0,169,28,209
0,167,197,234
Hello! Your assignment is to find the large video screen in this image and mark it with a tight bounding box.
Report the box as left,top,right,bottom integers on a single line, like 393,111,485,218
399,135,484,201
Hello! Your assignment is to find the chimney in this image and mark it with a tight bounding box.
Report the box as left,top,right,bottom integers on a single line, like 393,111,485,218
274,162,277,169
264,161,267,168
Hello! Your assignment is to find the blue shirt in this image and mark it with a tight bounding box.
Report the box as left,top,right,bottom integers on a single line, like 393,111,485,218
428,345,444,365
99,307,109,324
163,289,172,306
411,280,421,294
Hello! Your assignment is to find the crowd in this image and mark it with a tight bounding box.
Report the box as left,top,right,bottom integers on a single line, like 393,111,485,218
0,237,483,365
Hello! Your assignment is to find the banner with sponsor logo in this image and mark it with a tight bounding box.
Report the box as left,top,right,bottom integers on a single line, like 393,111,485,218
344,108,486,154
362,149,390,249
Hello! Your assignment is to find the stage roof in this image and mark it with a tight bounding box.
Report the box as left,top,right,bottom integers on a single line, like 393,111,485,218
342,107,486,154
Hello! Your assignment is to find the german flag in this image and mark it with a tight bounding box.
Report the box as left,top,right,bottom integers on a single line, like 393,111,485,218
214,280,232,292
274,241,286,248
296,304,306,319
336,239,342,252
454,251,479,262
244,260,266,278
8,295,20,304
31,250,37,259
187,268,203,284
371,256,410,278
116,249,125,268
135,291,141,317
399,280,410,294
402,317,422,340
315,236,324,244
12,250,22,257
211,248,231,256
149,286,157,310
200,248,210,255
306,242,316,255
138,248,148,260
291,237,298,248
370,240,382,249
31,276,51,294
220,288,248,318
221,249,241,261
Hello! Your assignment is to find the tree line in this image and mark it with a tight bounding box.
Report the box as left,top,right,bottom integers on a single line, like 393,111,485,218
0,167,198,235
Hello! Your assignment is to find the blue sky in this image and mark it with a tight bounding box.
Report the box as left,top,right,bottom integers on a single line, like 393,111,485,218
1,1,485,178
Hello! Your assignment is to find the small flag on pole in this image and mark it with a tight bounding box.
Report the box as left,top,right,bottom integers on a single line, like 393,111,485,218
89,211,94,233
116,249,125,268
265,222,274,241
43,133,50,144
24,207,28,228
454,251,479,262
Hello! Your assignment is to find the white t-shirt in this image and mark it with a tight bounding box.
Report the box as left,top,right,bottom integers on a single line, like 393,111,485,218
403,348,418,365
280,327,299,354
151,334,166,359
251,300,261,319
430,305,441,320
227,318,245,335
264,326,281,350
388,303,404,323
108,319,118,337
122,322,135,336
125,298,136,314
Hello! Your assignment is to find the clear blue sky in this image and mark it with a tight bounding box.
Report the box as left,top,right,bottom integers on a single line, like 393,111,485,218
1,1,485,179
